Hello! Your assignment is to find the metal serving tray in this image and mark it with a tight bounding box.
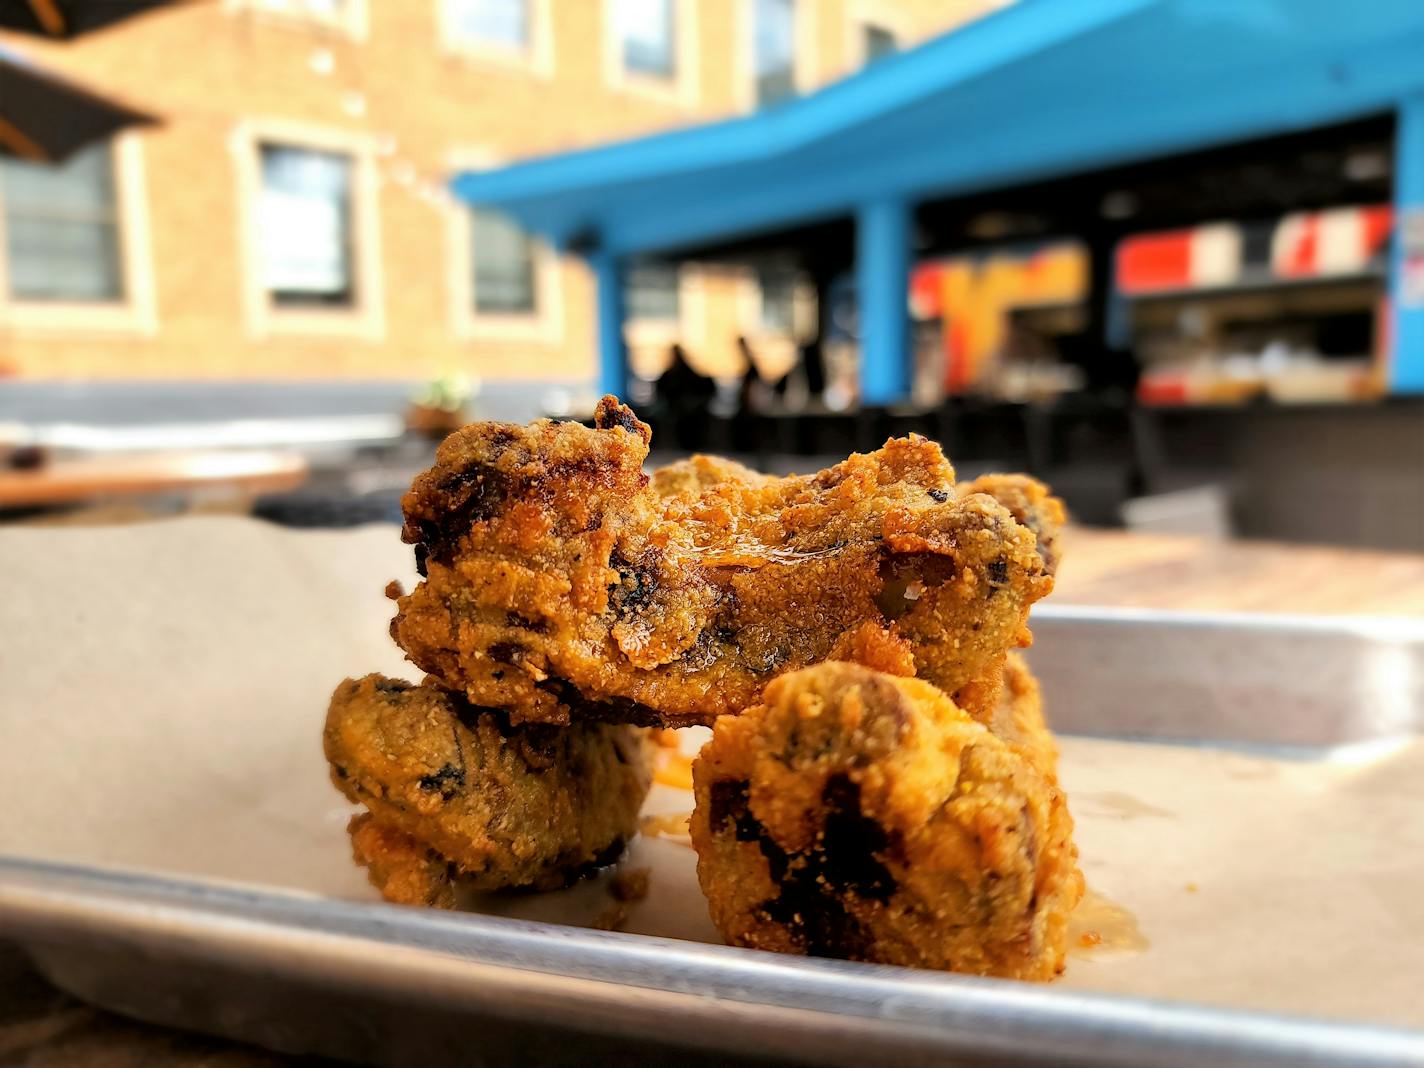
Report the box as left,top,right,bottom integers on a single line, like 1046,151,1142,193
2,519,1423,1068
3,856,1422,1068
1028,604,1424,748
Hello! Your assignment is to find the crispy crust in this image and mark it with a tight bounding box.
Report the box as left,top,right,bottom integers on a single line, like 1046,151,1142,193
347,813,459,909
960,473,1067,577
650,454,774,497
392,397,1056,726
325,674,653,895
996,650,1059,777
689,663,1082,979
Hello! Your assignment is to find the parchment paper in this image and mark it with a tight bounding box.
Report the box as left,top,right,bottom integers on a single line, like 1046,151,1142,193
1,518,1420,1028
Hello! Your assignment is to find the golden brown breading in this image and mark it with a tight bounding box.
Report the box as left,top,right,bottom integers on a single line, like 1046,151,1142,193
689,663,1082,979
650,454,773,498
347,812,459,909
995,651,1059,777
325,674,654,895
960,473,1067,576
392,397,1055,727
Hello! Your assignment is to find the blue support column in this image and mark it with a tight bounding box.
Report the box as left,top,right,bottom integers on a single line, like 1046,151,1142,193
856,198,913,405
591,249,628,399
1391,93,1424,392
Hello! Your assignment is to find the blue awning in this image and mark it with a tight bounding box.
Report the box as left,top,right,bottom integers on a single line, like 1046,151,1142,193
453,0,1424,258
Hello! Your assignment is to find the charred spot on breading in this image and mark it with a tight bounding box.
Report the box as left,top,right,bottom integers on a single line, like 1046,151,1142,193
417,762,465,800
746,777,896,959
593,396,652,444
817,775,897,902
534,676,672,728
608,546,661,616
488,642,524,666
406,462,512,568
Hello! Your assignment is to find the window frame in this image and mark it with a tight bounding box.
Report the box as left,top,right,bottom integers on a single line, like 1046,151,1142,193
623,259,707,379
736,263,814,342
0,132,157,337
445,150,562,344
753,263,798,334
437,0,555,77
625,258,683,324
843,2,909,73
737,0,815,111
233,120,383,341
224,0,369,41
861,23,898,64
603,0,699,107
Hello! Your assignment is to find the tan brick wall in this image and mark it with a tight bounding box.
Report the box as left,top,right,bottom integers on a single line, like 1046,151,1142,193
0,0,1003,385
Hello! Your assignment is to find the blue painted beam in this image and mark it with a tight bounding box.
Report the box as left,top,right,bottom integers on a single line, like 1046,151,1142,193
1391,93,1424,393
856,199,912,406
450,0,1154,206
591,250,628,399
588,26,1424,257
454,3,1424,261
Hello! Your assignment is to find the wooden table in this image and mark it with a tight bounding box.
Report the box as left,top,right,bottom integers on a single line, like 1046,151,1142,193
0,451,308,509
3,528,1422,1064
1055,528,1424,617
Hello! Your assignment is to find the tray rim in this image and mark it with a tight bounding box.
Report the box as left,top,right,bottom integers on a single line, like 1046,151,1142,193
1032,602,1424,640
3,856,1422,1068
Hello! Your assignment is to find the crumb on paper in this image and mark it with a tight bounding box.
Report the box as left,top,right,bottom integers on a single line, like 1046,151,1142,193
384,580,405,600
1079,931,1103,948
611,867,651,903
592,901,629,931
594,867,653,931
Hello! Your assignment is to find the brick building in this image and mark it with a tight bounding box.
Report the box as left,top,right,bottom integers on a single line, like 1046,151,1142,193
0,0,1002,401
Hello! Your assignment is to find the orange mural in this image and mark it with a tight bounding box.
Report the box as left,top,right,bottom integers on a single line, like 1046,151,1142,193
912,244,1087,391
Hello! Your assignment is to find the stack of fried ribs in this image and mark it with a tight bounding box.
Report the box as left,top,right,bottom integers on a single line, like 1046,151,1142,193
325,397,1081,979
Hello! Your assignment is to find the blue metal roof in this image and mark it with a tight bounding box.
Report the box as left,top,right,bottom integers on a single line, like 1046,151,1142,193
453,0,1424,258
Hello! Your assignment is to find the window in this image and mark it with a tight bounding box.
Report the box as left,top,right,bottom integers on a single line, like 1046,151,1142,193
753,0,796,107
862,22,897,64
471,208,536,315
445,0,527,50
616,0,675,78
757,265,796,333
237,122,380,339
1,142,122,302
257,144,354,307
447,151,560,342
626,260,680,321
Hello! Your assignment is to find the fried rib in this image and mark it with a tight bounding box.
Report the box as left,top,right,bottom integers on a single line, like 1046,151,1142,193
689,662,1082,979
392,398,1056,727
325,674,653,896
